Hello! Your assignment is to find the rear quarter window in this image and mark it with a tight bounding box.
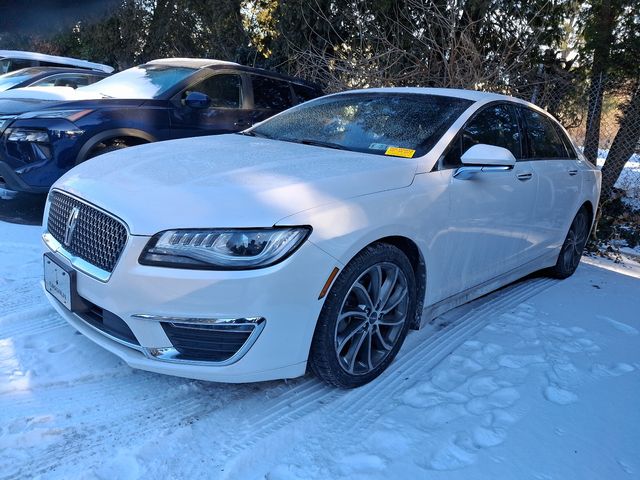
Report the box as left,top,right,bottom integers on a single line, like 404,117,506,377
521,108,569,159
252,75,293,110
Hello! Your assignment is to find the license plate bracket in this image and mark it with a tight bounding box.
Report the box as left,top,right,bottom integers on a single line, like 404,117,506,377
43,252,85,312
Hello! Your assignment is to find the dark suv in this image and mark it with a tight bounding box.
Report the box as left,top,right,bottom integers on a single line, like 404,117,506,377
0,58,323,193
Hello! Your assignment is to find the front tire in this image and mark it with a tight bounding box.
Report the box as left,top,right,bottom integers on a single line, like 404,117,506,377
310,243,416,388
549,206,591,279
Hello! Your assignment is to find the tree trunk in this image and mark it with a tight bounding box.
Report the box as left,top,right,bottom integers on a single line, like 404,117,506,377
600,84,640,199
583,0,616,164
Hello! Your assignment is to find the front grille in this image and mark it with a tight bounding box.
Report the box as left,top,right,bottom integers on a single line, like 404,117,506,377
48,191,127,272
161,323,255,362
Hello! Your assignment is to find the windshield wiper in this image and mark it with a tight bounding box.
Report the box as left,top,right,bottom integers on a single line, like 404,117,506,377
236,130,270,139
299,139,349,151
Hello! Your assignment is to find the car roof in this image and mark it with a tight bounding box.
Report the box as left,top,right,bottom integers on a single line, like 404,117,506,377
7,67,110,76
145,58,322,90
0,50,114,73
146,58,241,69
330,87,535,106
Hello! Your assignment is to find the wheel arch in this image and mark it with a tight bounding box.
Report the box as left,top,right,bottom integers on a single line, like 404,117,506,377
342,235,426,331
76,128,157,163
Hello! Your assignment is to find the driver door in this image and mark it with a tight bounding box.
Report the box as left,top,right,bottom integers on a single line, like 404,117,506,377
436,104,539,297
169,72,250,138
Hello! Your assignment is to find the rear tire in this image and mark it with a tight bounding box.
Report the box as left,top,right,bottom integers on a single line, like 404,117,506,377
310,243,416,388
548,206,591,279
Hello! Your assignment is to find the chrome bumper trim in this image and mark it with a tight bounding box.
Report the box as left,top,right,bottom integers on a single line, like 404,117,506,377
43,232,111,282
140,317,266,366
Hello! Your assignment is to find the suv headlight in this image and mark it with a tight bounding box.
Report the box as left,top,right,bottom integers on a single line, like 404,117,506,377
7,128,49,143
139,227,312,270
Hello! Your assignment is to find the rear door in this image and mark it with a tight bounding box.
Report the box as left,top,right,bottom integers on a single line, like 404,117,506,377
436,103,539,297
169,71,251,137
518,107,582,255
246,75,295,125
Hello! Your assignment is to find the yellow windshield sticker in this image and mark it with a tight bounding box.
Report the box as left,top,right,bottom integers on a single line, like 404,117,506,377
385,147,415,158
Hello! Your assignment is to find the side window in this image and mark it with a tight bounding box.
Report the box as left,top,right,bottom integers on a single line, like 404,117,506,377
183,74,242,108
521,109,568,159
555,125,578,159
443,104,521,168
251,75,293,110
32,74,94,88
292,83,320,103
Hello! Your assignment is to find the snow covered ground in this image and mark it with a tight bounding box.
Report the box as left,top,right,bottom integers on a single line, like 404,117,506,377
1,220,639,480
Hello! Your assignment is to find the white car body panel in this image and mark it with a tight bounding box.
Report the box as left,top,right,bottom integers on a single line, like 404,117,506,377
55,135,418,235
42,88,602,383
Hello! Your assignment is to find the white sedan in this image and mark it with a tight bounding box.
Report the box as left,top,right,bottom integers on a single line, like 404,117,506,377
42,88,601,388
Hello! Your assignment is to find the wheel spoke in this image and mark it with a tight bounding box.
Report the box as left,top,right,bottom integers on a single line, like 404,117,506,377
336,318,368,353
381,286,408,314
374,327,392,351
360,330,374,371
368,265,383,308
338,310,368,322
378,316,405,327
378,267,398,310
346,330,368,373
352,282,374,311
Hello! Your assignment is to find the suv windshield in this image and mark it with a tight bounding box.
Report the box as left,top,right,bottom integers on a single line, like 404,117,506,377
250,93,473,157
80,64,196,99
0,68,43,91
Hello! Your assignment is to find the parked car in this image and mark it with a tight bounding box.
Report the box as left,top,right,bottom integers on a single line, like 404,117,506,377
42,88,601,388
0,67,110,92
0,58,323,193
0,50,113,74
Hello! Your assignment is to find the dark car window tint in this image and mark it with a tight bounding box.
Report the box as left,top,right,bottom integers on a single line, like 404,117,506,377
185,74,242,108
292,83,320,103
443,104,521,168
522,108,568,159
555,125,577,159
251,93,472,157
252,76,293,110
32,74,95,88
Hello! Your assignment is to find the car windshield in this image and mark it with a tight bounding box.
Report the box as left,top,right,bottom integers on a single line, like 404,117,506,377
80,64,196,99
0,68,43,91
250,93,473,158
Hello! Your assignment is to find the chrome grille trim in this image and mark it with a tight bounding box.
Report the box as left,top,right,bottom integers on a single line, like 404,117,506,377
46,190,128,275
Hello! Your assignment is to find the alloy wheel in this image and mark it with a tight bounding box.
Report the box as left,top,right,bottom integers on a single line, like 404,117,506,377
334,262,409,376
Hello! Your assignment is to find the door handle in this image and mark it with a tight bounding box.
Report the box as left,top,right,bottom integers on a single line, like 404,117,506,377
516,172,533,181
568,169,578,176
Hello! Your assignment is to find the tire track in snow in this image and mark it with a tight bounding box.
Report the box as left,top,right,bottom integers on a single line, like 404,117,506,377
339,278,557,435
208,277,557,464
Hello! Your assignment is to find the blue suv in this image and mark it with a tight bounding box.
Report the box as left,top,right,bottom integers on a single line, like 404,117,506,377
0,58,323,193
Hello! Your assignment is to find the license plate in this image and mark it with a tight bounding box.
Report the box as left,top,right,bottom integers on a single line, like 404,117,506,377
44,253,74,310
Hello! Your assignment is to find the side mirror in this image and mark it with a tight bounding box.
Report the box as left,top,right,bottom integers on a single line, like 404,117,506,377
185,91,211,109
460,144,516,167
454,144,516,180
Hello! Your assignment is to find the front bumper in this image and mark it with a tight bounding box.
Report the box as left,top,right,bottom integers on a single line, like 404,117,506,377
0,160,49,193
42,233,340,383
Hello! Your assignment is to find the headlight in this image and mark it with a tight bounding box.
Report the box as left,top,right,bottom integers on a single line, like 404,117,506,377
18,109,93,121
139,227,312,270
7,128,49,143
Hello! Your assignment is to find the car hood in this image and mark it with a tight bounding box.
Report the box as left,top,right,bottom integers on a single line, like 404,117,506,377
0,87,145,115
53,134,418,235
